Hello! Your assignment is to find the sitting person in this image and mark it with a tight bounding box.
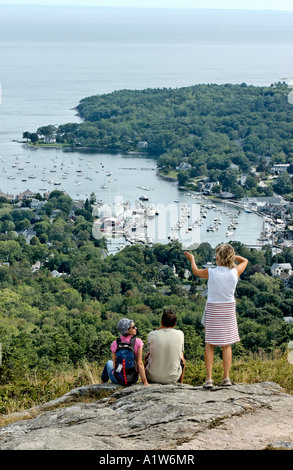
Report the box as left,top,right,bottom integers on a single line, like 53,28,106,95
145,310,185,384
101,317,149,386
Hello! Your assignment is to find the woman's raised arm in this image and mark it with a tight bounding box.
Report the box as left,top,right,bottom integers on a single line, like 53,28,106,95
184,251,209,279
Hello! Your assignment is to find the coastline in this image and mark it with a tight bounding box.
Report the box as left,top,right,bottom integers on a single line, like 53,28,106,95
21,141,151,157
15,142,277,211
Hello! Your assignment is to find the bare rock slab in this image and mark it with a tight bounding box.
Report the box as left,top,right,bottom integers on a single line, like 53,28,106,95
0,381,293,450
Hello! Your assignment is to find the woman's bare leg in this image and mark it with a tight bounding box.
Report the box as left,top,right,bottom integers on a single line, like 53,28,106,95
204,343,215,381
222,345,232,379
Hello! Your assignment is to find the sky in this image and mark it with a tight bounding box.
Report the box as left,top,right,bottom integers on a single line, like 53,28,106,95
0,0,293,11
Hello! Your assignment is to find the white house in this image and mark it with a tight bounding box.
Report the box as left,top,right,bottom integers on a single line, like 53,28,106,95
137,141,148,148
176,162,192,171
271,164,290,174
30,199,46,210
51,270,63,278
270,263,293,277
31,261,41,273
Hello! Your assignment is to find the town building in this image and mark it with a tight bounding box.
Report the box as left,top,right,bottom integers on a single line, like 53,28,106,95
270,262,293,277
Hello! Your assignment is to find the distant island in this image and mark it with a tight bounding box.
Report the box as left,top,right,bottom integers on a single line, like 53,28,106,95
24,82,293,200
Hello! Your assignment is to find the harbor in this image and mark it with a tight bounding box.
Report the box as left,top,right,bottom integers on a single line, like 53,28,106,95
91,191,283,254
0,145,288,254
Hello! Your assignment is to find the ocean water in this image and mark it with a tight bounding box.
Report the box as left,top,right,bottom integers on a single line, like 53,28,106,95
1,6,293,145
0,5,290,247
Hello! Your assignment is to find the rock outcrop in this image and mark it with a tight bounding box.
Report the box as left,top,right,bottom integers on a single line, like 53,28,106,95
0,381,293,450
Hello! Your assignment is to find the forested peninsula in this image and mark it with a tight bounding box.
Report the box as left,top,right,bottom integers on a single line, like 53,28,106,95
26,82,293,199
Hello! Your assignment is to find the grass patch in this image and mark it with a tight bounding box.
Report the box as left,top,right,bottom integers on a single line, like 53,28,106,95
0,352,292,425
159,169,178,179
185,350,293,392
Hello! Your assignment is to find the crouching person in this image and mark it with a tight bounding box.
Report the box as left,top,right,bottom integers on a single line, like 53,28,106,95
101,318,149,386
145,310,185,384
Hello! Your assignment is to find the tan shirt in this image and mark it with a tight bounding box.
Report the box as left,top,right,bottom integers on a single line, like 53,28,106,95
145,328,184,384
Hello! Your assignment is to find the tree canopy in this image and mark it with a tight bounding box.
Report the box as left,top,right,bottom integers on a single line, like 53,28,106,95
26,82,293,198
0,194,292,381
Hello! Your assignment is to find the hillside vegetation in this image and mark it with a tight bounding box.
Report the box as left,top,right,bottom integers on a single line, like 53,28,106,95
0,191,293,415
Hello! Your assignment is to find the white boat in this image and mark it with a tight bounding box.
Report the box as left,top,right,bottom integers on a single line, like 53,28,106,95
226,231,234,237
147,205,156,218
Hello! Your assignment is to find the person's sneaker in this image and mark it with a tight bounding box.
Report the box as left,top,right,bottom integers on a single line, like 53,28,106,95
220,378,232,386
203,379,213,389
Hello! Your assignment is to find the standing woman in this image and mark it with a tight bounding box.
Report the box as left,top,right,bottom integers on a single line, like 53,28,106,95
184,244,248,388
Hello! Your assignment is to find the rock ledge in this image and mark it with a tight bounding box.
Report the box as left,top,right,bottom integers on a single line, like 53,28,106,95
0,381,293,450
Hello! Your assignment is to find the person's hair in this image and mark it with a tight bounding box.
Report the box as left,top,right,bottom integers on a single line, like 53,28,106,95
161,309,177,327
215,243,236,269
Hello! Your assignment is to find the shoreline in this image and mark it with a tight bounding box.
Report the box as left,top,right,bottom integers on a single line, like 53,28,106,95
21,141,151,157
13,141,274,208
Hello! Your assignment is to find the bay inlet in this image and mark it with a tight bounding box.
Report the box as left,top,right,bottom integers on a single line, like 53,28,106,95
0,144,264,252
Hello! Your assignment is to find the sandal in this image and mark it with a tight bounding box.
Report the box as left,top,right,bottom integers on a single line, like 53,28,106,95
203,379,213,389
220,378,232,386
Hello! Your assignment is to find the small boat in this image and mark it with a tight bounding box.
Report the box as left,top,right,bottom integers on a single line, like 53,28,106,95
139,194,149,201
226,231,234,237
